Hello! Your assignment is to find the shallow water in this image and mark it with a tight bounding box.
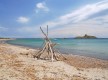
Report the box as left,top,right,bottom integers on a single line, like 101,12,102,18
7,38,108,60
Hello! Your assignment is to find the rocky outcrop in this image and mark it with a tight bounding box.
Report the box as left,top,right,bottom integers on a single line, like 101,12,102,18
75,34,97,39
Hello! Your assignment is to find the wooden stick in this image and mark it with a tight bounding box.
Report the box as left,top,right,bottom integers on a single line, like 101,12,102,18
53,50,58,61
40,27,52,44
40,27,49,41
47,42,50,58
49,42,54,62
36,42,47,58
55,49,67,60
50,44,58,61
47,25,48,37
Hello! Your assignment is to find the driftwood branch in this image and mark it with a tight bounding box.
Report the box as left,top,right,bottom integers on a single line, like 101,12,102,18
47,25,48,37
40,27,49,41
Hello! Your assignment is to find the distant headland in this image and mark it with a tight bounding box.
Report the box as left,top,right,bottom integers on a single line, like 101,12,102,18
74,34,97,39
0,37,10,39
0,37,15,41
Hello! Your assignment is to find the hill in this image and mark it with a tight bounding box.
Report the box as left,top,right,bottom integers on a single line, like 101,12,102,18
75,34,97,39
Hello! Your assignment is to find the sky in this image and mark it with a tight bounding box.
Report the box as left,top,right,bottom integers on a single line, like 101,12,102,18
0,0,108,38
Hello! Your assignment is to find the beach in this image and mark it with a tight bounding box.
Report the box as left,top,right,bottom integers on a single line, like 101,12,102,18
0,40,108,80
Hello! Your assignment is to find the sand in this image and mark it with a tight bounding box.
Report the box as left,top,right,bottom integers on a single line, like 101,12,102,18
0,41,108,80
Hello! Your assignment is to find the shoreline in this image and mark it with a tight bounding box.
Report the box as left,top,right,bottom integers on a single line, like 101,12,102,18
1,39,108,68
6,39,108,61
6,38,108,60
0,40,108,80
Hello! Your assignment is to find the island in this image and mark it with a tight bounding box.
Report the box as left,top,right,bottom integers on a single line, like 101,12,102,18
74,34,97,39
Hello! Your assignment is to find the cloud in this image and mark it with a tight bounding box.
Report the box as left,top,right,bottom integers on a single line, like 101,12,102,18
0,26,8,31
17,16,29,23
17,26,39,33
41,0,108,28
17,26,43,38
16,0,108,38
60,0,108,22
36,2,49,13
49,25,108,38
16,15,108,38
48,15,108,38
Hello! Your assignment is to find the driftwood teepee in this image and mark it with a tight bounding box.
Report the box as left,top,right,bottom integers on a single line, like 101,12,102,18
34,25,66,62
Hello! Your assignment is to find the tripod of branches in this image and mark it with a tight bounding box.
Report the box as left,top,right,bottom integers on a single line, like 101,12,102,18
34,25,66,62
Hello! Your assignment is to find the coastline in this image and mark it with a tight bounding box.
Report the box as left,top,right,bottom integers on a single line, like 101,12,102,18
6,38,108,60
0,38,15,43
0,39,108,80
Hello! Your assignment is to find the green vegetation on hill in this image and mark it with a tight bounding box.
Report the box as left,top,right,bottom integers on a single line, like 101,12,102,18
75,34,97,39
0,37,10,39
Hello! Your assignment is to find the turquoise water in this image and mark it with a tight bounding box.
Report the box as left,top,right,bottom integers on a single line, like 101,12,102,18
7,38,108,60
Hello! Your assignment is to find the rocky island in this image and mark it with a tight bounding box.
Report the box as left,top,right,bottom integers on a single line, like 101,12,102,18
75,34,97,39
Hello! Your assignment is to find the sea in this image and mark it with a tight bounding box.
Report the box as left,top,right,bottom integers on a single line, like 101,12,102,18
7,38,108,60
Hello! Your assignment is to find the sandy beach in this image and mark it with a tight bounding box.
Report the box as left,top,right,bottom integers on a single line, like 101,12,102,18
0,40,108,80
